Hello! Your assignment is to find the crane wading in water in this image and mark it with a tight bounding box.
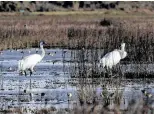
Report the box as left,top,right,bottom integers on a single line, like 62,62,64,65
99,43,127,75
18,41,46,76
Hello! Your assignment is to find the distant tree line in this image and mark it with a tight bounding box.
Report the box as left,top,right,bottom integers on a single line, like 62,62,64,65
0,1,153,12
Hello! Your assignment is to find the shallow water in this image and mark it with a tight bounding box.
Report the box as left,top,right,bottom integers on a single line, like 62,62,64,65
0,48,154,111
0,48,77,110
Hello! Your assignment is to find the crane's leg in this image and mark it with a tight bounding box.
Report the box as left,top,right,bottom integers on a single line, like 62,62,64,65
30,67,34,76
106,67,112,85
110,69,113,85
99,63,101,76
99,64,105,84
29,69,33,101
108,66,113,77
24,71,27,77
118,63,123,79
30,70,33,76
106,67,111,77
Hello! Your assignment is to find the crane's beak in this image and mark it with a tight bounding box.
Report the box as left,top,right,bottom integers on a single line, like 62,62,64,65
43,42,47,45
44,42,51,49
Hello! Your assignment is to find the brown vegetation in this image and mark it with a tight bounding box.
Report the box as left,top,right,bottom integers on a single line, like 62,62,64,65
4,96,153,114
0,15,154,63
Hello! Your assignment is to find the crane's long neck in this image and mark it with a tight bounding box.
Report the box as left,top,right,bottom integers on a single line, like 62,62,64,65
121,45,125,51
120,44,127,59
40,45,45,59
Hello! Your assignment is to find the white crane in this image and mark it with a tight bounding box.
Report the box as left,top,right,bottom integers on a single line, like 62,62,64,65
18,41,46,76
99,43,127,71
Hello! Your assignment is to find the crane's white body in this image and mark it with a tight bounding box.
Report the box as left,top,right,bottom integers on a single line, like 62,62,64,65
18,42,45,75
100,43,127,69
18,54,42,72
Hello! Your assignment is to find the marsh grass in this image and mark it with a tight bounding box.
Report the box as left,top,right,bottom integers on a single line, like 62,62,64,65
1,14,154,113
0,15,154,64
3,95,153,114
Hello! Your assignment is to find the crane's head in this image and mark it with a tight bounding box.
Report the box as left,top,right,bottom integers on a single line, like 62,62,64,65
40,41,47,46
